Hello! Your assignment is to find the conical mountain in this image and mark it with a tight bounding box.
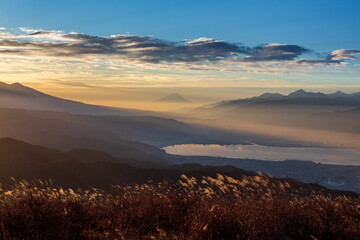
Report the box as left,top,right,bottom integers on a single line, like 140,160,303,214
157,93,190,103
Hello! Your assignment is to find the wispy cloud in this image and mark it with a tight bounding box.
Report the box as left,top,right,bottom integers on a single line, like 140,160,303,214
296,49,360,65
0,28,359,91
0,28,358,67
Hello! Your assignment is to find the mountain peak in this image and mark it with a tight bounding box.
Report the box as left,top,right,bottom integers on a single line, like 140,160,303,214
288,89,328,98
291,89,306,94
288,89,307,97
330,90,348,97
10,82,32,90
288,89,313,97
0,81,43,95
258,92,284,99
11,82,24,87
0,82,24,87
157,93,190,103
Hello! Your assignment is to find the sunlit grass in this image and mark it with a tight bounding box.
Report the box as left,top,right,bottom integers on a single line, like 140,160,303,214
0,174,359,239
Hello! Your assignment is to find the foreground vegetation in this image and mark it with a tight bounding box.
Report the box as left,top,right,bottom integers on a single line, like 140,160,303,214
0,174,359,240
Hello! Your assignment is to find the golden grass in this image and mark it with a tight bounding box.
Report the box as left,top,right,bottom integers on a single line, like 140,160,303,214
0,174,359,240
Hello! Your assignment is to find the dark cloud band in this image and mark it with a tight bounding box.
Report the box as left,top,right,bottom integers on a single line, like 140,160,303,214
0,30,359,66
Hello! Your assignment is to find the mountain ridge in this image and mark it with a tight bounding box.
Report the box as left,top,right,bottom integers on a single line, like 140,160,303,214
213,89,360,108
0,81,150,116
1,137,358,197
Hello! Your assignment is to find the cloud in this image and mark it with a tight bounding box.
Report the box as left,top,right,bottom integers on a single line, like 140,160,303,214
239,44,310,62
296,49,360,65
54,34,249,63
0,49,27,55
0,31,249,63
0,28,358,69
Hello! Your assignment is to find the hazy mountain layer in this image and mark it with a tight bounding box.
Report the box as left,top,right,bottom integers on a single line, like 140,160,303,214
1,137,358,197
0,82,149,116
190,89,360,149
214,89,360,108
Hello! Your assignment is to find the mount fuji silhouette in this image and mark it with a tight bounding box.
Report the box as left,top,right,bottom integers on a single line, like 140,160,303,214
157,93,190,103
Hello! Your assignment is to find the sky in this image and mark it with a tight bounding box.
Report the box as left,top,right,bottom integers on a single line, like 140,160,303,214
0,0,359,109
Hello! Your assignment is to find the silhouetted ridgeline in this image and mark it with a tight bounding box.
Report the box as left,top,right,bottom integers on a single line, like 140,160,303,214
195,89,360,135
0,137,357,195
0,81,143,115
1,137,360,193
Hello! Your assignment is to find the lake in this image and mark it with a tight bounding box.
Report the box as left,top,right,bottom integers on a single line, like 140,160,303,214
163,144,360,165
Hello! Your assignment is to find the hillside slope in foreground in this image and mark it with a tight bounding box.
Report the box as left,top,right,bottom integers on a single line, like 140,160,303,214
0,175,359,240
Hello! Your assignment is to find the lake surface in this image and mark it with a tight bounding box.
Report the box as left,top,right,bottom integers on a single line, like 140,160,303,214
163,144,360,165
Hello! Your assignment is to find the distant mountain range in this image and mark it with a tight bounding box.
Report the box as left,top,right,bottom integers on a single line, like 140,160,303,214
1,82,360,192
157,93,190,103
214,89,360,108
0,82,253,149
193,89,360,145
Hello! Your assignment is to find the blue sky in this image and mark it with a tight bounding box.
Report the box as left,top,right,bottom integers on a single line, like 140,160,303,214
0,0,359,108
1,0,359,50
